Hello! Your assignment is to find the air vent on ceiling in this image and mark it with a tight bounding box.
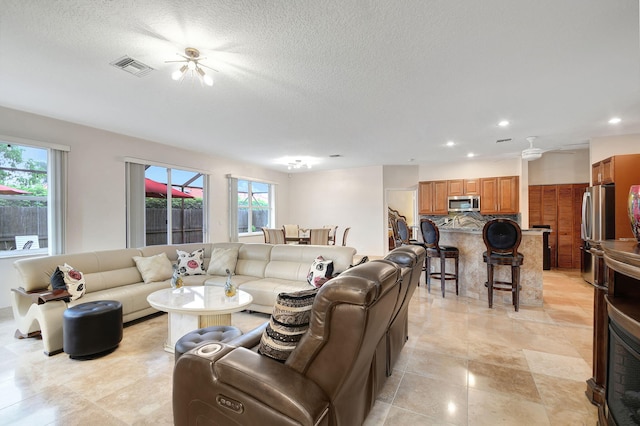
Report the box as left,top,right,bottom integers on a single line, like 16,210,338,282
496,138,512,143
110,56,154,77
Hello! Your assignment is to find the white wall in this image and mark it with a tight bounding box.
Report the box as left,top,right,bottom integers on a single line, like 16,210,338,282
0,106,289,307
590,133,640,164
287,166,384,256
418,158,521,181
528,149,590,185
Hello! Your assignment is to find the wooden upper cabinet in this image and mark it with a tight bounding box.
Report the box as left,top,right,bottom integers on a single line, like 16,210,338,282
418,180,448,215
464,179,480,195
591,154,640,239
480,176,519,214
447,180,464,196
592,156,616,185
447,179,479,196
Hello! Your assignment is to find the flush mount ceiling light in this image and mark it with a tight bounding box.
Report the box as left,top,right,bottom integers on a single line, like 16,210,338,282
166,47,217,87
498,120,510,127
287,159,312,170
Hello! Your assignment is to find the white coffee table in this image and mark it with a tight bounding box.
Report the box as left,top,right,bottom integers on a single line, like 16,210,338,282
147,286,253,353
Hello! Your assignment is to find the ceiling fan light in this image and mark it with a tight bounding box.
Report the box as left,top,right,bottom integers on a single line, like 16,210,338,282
172,65,187,81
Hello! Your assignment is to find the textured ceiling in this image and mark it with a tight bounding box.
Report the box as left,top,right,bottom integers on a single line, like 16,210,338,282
0,0,638,172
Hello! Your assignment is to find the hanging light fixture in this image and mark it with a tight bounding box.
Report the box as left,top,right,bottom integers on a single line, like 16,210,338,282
166,47,217,87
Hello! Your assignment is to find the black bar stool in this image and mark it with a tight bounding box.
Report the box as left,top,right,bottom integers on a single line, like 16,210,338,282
482,218,524,311
420,219,459,297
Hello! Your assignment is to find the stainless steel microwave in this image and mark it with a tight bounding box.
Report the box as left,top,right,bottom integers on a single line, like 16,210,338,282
448,195,480,212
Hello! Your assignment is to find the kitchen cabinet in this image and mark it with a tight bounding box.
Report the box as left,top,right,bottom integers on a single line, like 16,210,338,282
464,179,479,195
480,176,519,214
591,154,640,239
591,157,614,185
418,180,448,215
447,179,479,196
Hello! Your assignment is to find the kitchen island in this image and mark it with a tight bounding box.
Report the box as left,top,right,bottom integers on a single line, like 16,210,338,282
435,227,545,307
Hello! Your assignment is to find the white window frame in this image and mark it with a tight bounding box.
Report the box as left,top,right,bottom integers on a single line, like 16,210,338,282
0,135,69,258
234,177,275,237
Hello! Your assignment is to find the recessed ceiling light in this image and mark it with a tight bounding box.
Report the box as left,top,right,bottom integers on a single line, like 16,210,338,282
446,141,455,147
467,153,475,158
608,117,622,124
498,120,510,127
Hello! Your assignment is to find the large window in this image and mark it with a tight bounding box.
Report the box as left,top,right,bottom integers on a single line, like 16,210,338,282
126,161,208,247
0,141,67,257
238,179,272,234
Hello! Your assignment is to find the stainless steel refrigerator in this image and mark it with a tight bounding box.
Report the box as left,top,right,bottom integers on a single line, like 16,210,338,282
580,184,615,284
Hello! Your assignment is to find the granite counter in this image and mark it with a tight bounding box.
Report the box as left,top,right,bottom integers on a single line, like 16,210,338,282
434,228,545,307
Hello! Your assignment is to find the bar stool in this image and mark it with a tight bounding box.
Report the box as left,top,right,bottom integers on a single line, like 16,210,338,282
482,218,524,311
420,218,459,297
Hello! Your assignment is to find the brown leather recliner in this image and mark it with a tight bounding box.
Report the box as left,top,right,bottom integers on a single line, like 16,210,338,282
385,245,426,374
173,259,404,426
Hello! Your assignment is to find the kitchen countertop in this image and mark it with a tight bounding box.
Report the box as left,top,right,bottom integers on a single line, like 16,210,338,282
439,227,549,235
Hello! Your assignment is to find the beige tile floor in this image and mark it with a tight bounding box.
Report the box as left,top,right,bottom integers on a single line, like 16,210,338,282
0,269,598,425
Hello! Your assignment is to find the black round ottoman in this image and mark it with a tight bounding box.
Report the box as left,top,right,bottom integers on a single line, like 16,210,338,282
63,300,123,358
174,326,242,364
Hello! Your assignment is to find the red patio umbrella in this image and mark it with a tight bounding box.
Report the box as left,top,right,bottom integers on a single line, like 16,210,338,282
144,178,194,199
0,184,30,195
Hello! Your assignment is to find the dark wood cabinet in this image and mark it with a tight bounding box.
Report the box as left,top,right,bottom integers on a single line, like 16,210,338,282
480,176,519,214
418,180,448,215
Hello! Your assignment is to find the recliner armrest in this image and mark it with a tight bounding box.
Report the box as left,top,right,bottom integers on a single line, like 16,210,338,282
174,344,330,426
226,321,268,349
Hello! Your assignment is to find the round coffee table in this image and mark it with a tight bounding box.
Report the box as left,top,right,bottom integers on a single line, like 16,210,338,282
147,286,253,353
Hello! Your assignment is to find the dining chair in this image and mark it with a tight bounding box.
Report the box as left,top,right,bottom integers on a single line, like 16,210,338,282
309,228,331,245
283,224,300,243
266,228,286,245
482,218,524,311
341,227,351,246
323,225,338,245
261,227,270,243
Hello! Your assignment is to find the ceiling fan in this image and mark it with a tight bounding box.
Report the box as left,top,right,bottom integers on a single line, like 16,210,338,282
522,136,544,161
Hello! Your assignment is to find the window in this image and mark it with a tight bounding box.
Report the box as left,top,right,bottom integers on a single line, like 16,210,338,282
126,161,208,247
0,141,67,257
237,179,273,234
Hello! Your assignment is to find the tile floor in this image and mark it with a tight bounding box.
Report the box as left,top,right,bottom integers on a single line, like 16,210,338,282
0,269,598,425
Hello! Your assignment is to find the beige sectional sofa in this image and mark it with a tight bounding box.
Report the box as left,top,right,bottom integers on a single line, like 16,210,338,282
11,242,357,355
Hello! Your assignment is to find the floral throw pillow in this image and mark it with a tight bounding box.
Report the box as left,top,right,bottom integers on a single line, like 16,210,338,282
57,263,86,300
177,248,206,275
307,256,334,288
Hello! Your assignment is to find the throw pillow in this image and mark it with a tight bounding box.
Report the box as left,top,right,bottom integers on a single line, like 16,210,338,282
207,247,239,276
132,252,174,284
49,267,67,291
57,263,86,301
258,288,318,362
176,248,206,275
307,256,334,288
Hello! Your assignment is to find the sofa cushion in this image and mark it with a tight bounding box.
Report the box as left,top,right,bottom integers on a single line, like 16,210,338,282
207,247,239,275
307,256,334,288
177,248,206,275
133,252,173,284
58,263,86,301
258,288,318,362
